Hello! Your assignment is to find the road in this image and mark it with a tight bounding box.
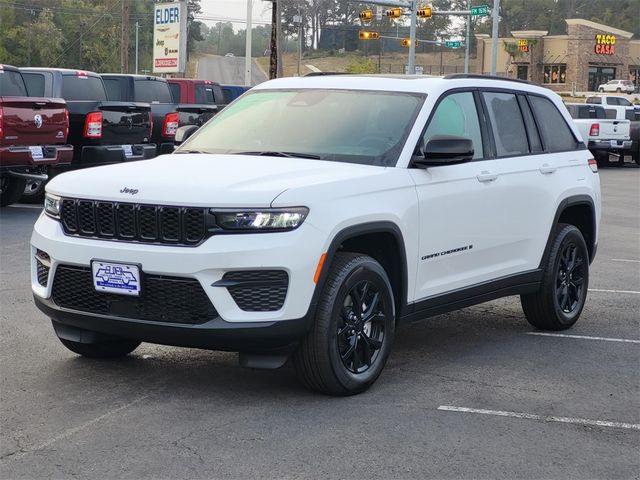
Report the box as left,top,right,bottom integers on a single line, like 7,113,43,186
196,54,267,86
1,166,639,479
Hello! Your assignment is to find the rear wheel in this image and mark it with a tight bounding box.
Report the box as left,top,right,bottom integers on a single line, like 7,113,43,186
58,337,141,358
521,224,589,330
293,252,395,396
0,176,27,207
21,178,46,204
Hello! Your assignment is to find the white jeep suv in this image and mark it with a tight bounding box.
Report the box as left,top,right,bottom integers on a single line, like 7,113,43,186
31,74,601,395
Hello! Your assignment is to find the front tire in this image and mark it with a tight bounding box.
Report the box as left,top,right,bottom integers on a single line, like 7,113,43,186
293,252,396,396
521,224,589,330
58,337,141,358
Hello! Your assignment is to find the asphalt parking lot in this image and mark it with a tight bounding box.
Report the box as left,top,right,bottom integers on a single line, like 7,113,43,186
1,166,638,479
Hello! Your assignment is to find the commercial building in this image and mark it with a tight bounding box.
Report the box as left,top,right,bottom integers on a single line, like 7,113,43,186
475,19,640,92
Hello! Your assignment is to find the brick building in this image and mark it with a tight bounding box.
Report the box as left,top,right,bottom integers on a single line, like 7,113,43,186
475,19,640,92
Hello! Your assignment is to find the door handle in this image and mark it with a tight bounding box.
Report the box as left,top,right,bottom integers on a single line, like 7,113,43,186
476,170,497,183
539,163,557,174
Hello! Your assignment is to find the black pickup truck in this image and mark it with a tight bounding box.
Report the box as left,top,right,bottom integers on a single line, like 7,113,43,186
20,68,155,180
101,74,217,155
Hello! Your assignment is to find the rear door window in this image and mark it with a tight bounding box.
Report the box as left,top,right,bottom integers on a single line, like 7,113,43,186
528,95,578,152
517,95,542,152
134,80,173,103
482,91,529,157
61,75,107,101
0,69,28,96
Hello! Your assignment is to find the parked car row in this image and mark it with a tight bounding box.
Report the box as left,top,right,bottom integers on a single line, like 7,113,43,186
0,64,251,206
566,94,640,166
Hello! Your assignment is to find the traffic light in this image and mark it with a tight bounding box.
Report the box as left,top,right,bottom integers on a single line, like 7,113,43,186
417,6,432,18
401,38,419,47
385,8,402,18
359,31,380,40
359,9,373,22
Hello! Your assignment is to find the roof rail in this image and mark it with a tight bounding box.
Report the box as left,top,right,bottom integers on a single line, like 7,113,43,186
303,71,349,77
444,73,531,84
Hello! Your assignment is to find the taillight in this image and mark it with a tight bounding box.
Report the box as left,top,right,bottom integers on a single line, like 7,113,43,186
64,109,69,139
0,106,3,139
588,158,598,173
589,123,599,137
83,111,102,138
162,112,179,137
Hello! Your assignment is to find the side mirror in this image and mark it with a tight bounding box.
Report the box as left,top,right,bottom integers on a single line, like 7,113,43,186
413,135,474,167
174,125,199,146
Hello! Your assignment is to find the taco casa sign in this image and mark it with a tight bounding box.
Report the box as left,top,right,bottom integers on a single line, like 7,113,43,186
594,34,616,55
153,2,187,73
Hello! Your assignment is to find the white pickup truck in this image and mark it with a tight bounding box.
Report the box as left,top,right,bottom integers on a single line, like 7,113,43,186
565,103,631,164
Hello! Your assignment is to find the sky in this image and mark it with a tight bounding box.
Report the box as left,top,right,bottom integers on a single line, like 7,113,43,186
197,0,275,30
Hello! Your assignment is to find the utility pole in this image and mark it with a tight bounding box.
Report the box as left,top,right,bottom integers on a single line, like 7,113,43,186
294,11,302,76
407,0,417,74
464,0,470,73
269,1,277,79
490,0,500,75
245,0,252,86
135,21,139,74
120,0,130,73
276,0,283,78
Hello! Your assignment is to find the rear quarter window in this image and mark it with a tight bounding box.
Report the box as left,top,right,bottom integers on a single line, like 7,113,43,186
528,95,578,152
0,70,28,96
61,75,107,101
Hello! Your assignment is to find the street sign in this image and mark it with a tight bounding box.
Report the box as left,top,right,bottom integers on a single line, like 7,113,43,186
445,40,463,48
470,5,490,16
376,6,383,21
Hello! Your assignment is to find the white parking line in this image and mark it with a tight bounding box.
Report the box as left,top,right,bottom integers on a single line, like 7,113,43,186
437,406,640,431
589,288,640,294
526,332,640,344
611,258,640,263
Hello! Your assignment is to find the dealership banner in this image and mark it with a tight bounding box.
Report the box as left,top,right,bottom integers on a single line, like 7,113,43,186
153,2,187,74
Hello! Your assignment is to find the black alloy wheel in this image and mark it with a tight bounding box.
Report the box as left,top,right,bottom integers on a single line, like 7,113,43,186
555,242,585,315
337,280,386,374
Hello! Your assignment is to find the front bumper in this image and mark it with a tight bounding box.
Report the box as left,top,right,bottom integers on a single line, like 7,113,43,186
31,213,325,348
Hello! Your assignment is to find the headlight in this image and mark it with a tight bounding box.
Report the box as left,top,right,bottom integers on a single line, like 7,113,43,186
214,207,308,231
44,193,61,219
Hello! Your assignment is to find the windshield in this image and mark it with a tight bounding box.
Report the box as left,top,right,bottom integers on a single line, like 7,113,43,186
178,89,425,166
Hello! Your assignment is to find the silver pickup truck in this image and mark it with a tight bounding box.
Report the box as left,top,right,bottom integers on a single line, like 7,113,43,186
565,103,631,165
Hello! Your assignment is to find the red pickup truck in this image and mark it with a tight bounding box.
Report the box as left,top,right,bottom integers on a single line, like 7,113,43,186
0,64,72,206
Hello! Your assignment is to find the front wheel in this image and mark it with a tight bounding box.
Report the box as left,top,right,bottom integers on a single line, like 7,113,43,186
293,252,396,396
521,224,589,330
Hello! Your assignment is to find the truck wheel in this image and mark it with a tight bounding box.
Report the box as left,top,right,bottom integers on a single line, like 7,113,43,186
0,176,27,207
58,337,141,358
293,252,395,396
521,224,589,331
21,179,46,204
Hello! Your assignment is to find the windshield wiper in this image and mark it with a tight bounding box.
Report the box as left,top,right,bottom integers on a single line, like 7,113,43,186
234,151,322,160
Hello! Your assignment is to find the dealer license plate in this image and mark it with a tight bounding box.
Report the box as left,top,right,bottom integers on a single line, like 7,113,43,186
91,261,141,296
122,144,134,157
29,146,44,160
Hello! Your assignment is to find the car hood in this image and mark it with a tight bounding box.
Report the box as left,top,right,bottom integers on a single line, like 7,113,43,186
45,153,388,207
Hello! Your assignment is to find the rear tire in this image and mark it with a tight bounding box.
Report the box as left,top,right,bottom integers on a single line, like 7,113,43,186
0,176,27,207
293,252,396,396
521,224,589,331
21,178,46,204
58,337,141,358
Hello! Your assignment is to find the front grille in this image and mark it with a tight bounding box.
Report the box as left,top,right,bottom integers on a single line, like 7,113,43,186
61,198,210,246
51,265,217,324
223,270,289,312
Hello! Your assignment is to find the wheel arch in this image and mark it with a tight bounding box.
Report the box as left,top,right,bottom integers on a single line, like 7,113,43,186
540,195,597,267
312,222,409,320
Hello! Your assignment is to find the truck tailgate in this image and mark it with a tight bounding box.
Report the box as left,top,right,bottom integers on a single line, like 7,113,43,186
0,96,67,146
598,119,631,140
177,104,218,128
99,101,151,144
